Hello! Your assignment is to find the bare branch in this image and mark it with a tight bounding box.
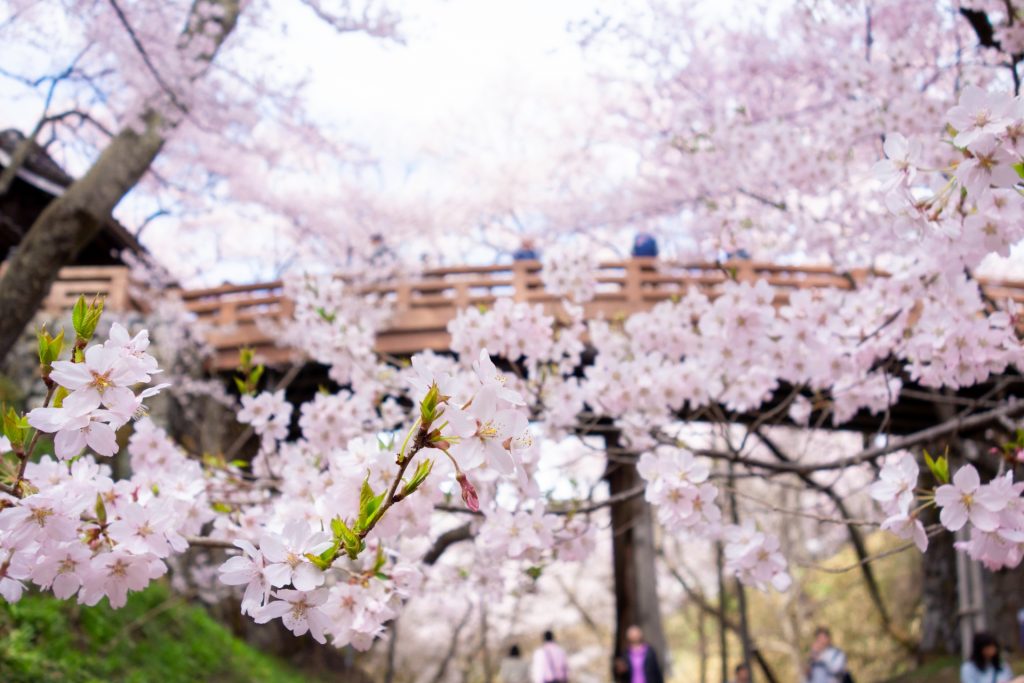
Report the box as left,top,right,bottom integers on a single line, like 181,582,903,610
423,523,473,565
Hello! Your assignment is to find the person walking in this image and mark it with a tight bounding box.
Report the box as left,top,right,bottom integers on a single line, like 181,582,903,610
729,662,751,683
960,632,1024,683
499,644,531,683
619,625,664,683
531,630,569,683
804,626,848,683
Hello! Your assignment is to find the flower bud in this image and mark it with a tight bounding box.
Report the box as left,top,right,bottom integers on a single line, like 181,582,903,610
456,472,479,512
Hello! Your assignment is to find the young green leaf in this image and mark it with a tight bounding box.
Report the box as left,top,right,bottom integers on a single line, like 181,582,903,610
401,458,434,497
95,494,108,525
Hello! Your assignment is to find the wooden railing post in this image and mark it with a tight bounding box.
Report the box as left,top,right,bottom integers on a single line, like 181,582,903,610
848,268,869,290
107,267,129,311
395,281,411,311
624,259,644,306
219,299,238,328
512,261,529,302
734,260,756,283
454,281,470,310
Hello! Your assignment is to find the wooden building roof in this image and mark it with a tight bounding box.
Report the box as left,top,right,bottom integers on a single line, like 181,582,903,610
0,129,145,265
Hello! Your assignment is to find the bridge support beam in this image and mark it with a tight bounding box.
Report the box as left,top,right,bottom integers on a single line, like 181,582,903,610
603,430,667,675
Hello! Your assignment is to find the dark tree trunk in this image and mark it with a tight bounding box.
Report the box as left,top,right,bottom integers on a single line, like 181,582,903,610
0,120,165,363
982,550,1024,651
604,432,667,671
917,464,960,656
0,0,241,365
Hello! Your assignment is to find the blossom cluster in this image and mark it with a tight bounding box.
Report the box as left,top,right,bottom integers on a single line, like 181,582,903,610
871,454,1024,570
211,348,537,648
541,242,601,303
0,323,205,609
638,447,792,592
875,86,1024,273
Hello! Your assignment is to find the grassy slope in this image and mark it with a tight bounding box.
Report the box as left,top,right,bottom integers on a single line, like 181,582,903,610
0,581,319,683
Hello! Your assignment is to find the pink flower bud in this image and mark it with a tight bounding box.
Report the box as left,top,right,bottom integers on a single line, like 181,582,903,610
456,472,479,512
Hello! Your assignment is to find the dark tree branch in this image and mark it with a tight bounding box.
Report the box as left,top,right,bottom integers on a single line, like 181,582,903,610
754,430,916,652
423,523,473,565
660,551,780,683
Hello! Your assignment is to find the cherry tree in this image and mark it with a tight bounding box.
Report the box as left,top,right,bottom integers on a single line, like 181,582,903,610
2,0,1024,681
0,0,403,362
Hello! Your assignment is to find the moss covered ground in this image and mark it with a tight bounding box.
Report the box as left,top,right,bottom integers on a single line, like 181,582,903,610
0,581,322,683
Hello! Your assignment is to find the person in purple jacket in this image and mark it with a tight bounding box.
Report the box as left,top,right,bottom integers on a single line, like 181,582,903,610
619,625,664,683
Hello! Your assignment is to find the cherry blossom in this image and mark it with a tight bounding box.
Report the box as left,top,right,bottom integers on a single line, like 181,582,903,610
934,465,1006,532
869,454,919,513
255,588,331,644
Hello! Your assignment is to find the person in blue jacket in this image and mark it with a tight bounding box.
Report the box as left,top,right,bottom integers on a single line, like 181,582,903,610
631,233,659,258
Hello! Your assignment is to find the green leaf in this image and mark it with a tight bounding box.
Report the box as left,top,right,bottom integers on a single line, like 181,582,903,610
1014,161,1024,180
315,307,336,324
328,516,364,560
211,502,232,514
72,296,87,336
72,296,104,343
524,566,543,580
233,377,248,395
37,328,49,364
305,552,332,571
1,406,29,448
37,327,66,368
923,449,950,485
238,347,254,371
330,516,347,539
401,458,434,498
52,386,69,409
372,544,387,575
357,479,387,532
419,383,440,425
95,494,107,525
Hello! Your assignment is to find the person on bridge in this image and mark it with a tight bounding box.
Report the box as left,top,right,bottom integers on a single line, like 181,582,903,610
531,630,569,683
513,238,540,261
617,624,664,683
631,233,659,258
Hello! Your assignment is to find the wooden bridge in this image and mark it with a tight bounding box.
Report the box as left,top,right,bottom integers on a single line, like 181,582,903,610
36,260,1024,372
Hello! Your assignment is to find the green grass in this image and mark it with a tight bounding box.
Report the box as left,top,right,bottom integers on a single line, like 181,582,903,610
0,581,318,683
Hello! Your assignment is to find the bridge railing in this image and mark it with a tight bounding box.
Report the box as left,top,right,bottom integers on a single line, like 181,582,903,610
0,264,136,316
172,260,891,369
18,261,1024,371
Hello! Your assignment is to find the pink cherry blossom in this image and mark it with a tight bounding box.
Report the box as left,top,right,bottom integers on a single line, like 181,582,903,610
947,85,1014,148
934,465,1006,532
48,345,141,413
259,521,332,592
870,454,919,513
255,588,330,644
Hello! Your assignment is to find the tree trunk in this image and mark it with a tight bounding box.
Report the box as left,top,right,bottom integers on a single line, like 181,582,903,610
0,120,165,363
917,448,960,657
604,432,667,672
0,0,241,365
982,562,1024,651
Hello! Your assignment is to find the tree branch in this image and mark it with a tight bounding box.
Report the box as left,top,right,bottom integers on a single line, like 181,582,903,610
423,522,474,565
